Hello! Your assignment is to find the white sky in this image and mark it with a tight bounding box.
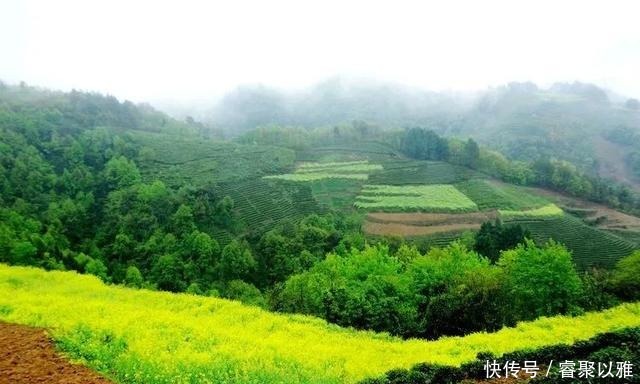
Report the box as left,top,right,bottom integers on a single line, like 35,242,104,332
1,0,640,102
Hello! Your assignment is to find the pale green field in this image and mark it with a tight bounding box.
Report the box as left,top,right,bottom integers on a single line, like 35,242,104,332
355,184,478,212
264,173,369,181
1,265,639,383
264,161,382,182
499,203,564,219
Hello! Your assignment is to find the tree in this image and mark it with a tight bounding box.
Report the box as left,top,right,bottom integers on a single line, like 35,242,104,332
223,280,266,307
400,128,449,161
610,251,640,300
86,258,109,282
151,254,185,292
462,138,480,168
104,156,141,190
219,240,257,282
498,240,583,322
124,265,144,288
473,220,529,263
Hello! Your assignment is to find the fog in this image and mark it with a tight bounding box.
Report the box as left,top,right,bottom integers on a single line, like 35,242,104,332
2,0,640,104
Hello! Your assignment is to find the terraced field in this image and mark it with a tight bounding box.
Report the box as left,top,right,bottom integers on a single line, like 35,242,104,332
296,141,401,163
131,131,296,187
455,179,550,210
214,178,320,235
307,178,364,210
499,203,564,219
265,160,383,182
506,214,636,269
355,184,478,212
369,160,481,185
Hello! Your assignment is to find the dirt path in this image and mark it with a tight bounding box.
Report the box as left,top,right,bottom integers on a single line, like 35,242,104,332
0,322,112,384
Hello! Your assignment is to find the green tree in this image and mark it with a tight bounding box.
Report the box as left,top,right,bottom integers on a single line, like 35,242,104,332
498,240,583,322
610,251,640,300
151,254,185,292
104,155,141,190
124,265,144,288
462,138,480,168
219,240,257,282
473,220,529,263
86,258,109,282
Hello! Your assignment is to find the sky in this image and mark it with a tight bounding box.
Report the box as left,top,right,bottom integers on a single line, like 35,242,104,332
1,0,640,103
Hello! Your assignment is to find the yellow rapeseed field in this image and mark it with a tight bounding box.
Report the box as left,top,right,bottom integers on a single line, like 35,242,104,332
0,264,639,383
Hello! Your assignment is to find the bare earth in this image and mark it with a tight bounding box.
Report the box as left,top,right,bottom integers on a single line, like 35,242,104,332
0,322,112,384
364,211,498,237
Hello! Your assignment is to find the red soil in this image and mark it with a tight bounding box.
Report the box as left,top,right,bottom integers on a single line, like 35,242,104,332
0,322,112,384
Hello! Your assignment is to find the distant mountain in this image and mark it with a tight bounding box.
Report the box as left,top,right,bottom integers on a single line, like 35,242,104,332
206,79,640,183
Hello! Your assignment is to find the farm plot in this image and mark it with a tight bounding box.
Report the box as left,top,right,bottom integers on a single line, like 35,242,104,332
369,160,481,185
264,160,382,182
363,211,497,237
355,185,478,212
456,179,550,210
499,203,564,219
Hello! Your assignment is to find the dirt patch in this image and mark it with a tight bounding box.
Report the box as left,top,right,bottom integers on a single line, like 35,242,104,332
363,211,497,237
364,221,481,237
0,322,112,384
367,211,497,225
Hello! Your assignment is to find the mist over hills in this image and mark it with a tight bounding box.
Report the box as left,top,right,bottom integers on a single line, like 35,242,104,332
195,78,640,181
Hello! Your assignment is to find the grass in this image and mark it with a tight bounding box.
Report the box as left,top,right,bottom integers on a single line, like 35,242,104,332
456,179,550,210
1,265,640,384
355,185,478,212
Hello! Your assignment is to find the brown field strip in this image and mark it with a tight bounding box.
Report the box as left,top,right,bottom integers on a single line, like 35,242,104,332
363,221,481,237
0,322,112,384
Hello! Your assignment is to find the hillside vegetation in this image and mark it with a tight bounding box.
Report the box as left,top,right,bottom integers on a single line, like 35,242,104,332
1,264,639,384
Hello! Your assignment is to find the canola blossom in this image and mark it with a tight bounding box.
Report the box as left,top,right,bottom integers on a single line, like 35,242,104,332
0,264,639,384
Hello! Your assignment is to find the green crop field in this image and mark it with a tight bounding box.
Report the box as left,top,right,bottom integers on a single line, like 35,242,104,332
1,265,639,384
456,179,550,210
264,160,383,182
264,173,369,181
499,203,564,219
296,141,401,163
369,160,481,185
506,214,637,268
307,178,365,210
297,164,383,174
355,184,478,212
